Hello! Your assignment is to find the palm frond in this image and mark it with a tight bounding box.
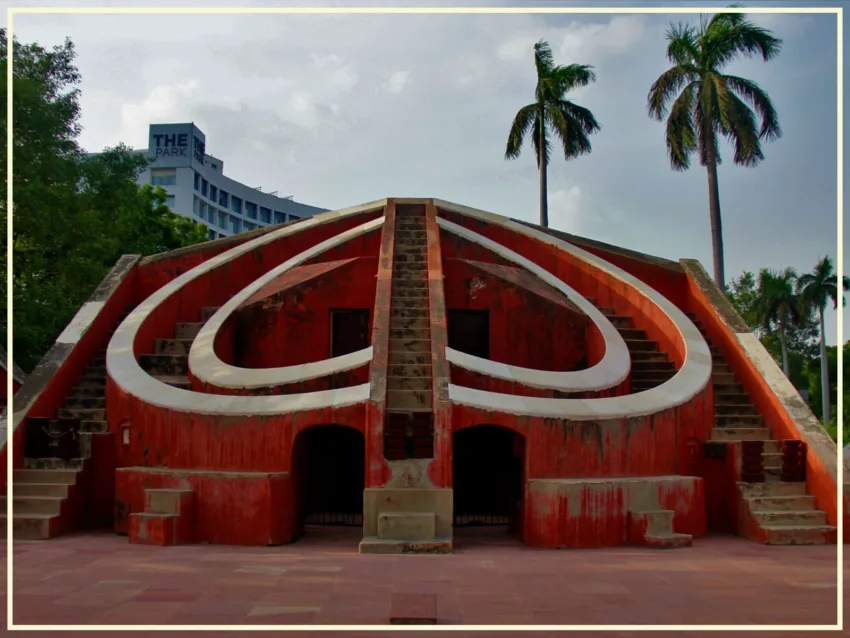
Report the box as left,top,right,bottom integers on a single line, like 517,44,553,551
724,74,781,141
505,103,538,161
665,82,698,171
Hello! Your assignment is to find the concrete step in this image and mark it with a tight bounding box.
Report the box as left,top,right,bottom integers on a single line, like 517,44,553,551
1,495,63,516
739,481,807,497
761,525,837,545
139,354,189,376
389,339,431,353
745,495,816,511
388,364,431,378
13,468,78,485
359,536,452,555
175,322,204,339
377,512,436,541
710,427,772,441
390,317,429,330
389,353,430,366
152,375,191,389
386,390,432,411
155,338,194,356
0,513,60,540
715,403,758,416
714,414,763,427
64,396,106,409
12,483,70,498
387,376,432,391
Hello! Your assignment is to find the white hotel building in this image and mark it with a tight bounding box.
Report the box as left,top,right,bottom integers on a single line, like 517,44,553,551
133,123,326,240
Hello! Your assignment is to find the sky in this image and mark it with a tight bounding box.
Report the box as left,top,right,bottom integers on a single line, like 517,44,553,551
6,0,846,344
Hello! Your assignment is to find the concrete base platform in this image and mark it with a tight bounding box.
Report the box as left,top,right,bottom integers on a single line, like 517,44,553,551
358,536,453,555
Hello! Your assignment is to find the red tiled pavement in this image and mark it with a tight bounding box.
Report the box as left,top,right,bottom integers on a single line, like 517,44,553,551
0,526,843,637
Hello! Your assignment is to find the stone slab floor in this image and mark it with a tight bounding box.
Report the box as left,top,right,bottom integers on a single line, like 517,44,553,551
0,526,843,636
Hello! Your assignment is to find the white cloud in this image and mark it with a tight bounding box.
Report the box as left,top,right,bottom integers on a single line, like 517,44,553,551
384,70,412,95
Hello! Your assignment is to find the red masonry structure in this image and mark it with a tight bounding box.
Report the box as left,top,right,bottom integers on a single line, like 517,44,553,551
1,198,842,550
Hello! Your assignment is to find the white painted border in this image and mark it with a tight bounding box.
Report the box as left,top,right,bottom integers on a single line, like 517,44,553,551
438,218,630,391
436,200,712,420
190,220,382,389
106,202,386,415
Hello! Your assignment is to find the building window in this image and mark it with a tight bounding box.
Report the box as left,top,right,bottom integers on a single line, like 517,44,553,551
193,172,200,191
209,184,218,202
244,221,256,231
201,178,208,197
230,195,242,215
245,201,257,219
151,169,177,187
259,206,272,224
208,228,217,241
273,211,285,224
219,190,229,208
218,211,227,229
230,215,241,234
166,195,176,209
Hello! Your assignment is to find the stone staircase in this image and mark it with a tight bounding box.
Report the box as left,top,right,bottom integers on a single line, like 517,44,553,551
686,312,836,545
587,298,676,393
384,208,435,461
1,305,135,540
138,306,219,389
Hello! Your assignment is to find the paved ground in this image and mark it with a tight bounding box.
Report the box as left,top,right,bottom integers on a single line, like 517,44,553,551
1,527,842,636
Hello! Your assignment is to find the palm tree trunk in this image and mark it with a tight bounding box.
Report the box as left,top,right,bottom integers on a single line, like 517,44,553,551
705,141,726,290
538,108,548,228
819,306,831,422
779,315,790,378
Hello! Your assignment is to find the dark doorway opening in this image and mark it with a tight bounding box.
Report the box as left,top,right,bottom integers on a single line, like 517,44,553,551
331,309,370,357
293,425,365,530
447,310,489,359
452,425,524,533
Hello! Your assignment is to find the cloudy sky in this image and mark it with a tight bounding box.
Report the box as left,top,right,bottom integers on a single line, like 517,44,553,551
8,0,845,343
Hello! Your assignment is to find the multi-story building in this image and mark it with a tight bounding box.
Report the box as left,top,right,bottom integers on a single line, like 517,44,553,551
132,123,326,239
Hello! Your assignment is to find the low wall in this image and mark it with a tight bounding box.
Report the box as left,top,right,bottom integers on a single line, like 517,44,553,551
115,467,296,545
524,476,705,548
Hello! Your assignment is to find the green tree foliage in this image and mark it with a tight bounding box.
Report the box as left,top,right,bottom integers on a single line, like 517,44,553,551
647,7,782,289
1,30,207,372
505,39,601,228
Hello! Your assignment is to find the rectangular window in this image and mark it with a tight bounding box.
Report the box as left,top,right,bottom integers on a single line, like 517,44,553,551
259,206,272,224
151,169,177,187
218,210,227,229
230,215,241,234
201,178,208,197
274,211,285,224
245,201,257,219
244,221,256,231
219,190,229,208
208,228,217,241
230,195,242,214
193,172,200,191
209,184,218,202
166,195,176,209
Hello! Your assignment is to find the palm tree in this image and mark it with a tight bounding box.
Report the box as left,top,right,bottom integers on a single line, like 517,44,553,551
796,256,849,422
505,39,601,228
647,8,782,290
754,268,802,378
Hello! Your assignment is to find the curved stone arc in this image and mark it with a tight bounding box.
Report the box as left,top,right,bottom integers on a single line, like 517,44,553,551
433,199,712,420
107,201,388,416
189,218,384,390
436,217,630,392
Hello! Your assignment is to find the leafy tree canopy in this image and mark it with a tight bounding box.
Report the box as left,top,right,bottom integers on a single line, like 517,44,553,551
1,30,207,372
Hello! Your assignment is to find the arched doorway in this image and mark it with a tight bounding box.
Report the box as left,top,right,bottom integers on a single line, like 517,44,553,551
452,425,524,542
292,425,365,537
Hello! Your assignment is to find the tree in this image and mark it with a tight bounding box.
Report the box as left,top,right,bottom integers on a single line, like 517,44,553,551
647,8,782,289
1,30,208,371
505,39,601,228
796,256,849,422
753,268,804,378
